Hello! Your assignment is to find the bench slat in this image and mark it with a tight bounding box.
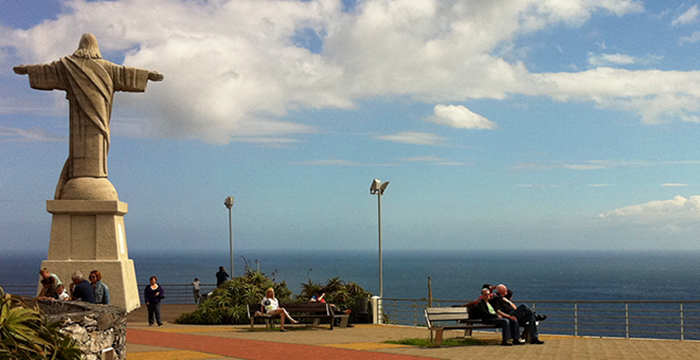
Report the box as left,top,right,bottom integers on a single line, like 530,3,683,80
248,302,337,330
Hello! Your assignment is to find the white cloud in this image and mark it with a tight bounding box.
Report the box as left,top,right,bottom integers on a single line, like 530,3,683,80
399,156,468,165
599,195,700,221
587,53,661,67
564,164,607,170
0,126,65,142
426,105,498,129
9,0,697,144
526,68,700,125
588,53,636,66
672,5,700,26
375,132,446,146
295,159,397,166
679,31,700,45
661,183,688,187
400,156,446,162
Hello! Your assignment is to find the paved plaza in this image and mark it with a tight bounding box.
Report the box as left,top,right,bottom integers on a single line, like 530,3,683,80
124,305,700,360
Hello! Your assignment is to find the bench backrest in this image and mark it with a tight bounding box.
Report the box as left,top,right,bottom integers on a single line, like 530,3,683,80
248,302,331,316
280,302,330,315
424,307,470,327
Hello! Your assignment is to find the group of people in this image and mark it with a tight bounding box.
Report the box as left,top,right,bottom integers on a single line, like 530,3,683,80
469,284,546,346
35,268,165,327
37,268,110,305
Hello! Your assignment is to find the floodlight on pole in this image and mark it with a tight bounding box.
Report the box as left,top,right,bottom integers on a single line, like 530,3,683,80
369,179,389,302
224,196,234,278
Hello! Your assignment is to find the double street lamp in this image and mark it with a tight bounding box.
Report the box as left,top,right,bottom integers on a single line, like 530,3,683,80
224,196,234,278
370,179,389,300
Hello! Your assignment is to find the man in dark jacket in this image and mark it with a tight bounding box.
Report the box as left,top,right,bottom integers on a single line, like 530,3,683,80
474,288,521,346
491,284,545,344
216,266,229,287
70,271,95,303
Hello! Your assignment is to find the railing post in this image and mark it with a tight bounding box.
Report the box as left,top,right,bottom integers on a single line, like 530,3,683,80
680,303,685,341
371,295,381,324
574,302,578,337
625,303,629,339
412,300,416,326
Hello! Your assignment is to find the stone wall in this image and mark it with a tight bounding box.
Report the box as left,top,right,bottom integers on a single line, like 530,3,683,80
38,300,126,360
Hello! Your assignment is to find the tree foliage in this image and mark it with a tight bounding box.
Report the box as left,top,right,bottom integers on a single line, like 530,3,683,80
0,287,83,360
297,277,372,322
176,270,372,325
175,270,293,325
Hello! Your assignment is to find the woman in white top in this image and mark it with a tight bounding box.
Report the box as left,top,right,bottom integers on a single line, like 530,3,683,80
255,288,298,331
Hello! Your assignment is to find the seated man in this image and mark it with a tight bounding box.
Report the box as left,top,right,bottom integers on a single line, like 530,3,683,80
70,271,95,304
474,288,522,346
491,284,545,344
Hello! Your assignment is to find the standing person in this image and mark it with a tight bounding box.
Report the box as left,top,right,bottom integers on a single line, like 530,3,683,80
255,288,298,332
216,266,229,287
191,278,201,304
70,271,95,303
144,276,164,326
89,270,110,305
474,288,521,346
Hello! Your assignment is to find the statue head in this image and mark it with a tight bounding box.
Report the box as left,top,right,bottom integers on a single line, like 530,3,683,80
73,33,102,59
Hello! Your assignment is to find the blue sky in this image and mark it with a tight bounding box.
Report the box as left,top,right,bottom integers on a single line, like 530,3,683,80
2,0,700,253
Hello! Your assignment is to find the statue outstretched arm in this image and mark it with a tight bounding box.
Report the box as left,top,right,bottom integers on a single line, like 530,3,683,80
13,65,28,75
148,71,164,82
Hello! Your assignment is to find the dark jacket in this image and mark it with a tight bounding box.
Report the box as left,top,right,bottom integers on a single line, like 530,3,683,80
144,284,164,305
72,279,95,303
216,270,229,286
474,298,499,321
490,294,515,314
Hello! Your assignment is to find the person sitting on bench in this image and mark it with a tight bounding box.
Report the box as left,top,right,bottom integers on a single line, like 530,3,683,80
474,288,523,346
255,288,298,332
311,291,353,327
491,284,545,345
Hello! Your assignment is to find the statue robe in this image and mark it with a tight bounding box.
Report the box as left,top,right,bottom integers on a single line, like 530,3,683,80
23,56,150,199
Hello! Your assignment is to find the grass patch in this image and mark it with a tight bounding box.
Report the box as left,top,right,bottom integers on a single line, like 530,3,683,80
385,337,490,347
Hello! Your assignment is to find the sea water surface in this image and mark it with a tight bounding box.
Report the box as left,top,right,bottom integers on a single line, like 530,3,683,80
2,249,698,301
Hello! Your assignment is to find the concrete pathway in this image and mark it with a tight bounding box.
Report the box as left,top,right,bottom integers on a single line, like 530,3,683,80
125,305,700,360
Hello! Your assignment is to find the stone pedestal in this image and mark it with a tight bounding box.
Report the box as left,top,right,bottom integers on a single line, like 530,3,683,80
42,200,140,312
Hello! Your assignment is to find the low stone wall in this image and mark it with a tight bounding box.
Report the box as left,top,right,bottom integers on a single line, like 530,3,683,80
38,300,126,360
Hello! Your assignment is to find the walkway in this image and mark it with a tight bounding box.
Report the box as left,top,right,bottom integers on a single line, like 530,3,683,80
125,305,700,360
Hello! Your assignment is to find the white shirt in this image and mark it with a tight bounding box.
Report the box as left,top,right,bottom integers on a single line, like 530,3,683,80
261,297,279,313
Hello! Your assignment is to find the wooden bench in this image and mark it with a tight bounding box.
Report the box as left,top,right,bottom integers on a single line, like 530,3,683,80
248,302,340,330
424,306,532,346
424,307,497,346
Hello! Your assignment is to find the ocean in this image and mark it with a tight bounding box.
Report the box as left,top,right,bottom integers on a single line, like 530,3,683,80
3,249,698,302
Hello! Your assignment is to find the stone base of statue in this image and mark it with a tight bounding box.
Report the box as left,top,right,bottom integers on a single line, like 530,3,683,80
42,199,140,312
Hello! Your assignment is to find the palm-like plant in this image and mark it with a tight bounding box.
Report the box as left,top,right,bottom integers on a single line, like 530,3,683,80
0,287,83,360
176,269,293,325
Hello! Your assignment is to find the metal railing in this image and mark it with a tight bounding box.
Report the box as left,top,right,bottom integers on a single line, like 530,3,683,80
380,298,700,341
1,283,218,305
6,283,700,341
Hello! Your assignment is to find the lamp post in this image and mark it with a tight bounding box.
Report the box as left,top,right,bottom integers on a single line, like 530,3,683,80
370,179,389,300
224,196,234,278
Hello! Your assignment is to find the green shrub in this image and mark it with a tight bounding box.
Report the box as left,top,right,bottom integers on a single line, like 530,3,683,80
297,277,372,322
176,270,292,325
0,287,83,360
